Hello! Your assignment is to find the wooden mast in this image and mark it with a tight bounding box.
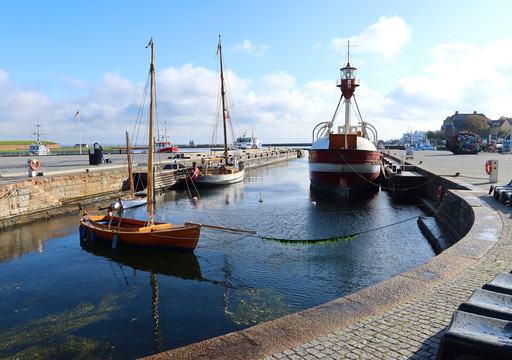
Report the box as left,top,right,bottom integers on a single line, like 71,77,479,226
147,37,155,225
126,131,135,200
218,35,228,165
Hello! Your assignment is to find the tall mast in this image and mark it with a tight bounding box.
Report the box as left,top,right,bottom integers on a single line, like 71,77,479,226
218,35,228,164
337,41,359,149
147,37,155,225
126,131,135,200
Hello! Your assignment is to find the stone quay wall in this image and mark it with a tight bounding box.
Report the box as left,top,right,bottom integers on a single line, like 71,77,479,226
0,169,128,230
0,148,303,230
408,163,475,243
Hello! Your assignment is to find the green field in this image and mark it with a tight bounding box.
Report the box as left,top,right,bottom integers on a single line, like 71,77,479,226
0,140,56,145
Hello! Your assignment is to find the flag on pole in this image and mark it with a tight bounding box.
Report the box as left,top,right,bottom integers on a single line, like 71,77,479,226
74,110,79,117
146,37,153,48
216,35,221,57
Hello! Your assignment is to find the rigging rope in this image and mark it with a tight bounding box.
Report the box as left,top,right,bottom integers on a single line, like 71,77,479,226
19,189,80,217
260,215,420,244
332,147,444,192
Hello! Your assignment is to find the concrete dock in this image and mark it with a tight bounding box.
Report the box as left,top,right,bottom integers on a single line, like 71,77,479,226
143,150,512,360
0,148,301,229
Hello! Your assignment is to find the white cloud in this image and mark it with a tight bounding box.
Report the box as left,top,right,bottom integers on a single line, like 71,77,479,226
3,29,512,146
355,35,512,140
331,16,411,59
233,39,269,57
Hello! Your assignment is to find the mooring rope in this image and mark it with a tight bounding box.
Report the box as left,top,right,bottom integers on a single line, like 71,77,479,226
0,188,17,206
333,148,444,192
258,214,420,244
20,189,80,217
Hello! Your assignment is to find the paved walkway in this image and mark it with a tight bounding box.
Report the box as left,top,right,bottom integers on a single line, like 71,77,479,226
143,150,512,360
266,150,512,360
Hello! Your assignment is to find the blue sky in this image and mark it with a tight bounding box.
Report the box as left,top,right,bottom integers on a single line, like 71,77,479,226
2,0,512,145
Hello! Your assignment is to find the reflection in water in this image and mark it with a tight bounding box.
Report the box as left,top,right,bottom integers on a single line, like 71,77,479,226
150,273,161,353
80,241,202,280
0,215,77,263
0,157,435,359
80,241,203,355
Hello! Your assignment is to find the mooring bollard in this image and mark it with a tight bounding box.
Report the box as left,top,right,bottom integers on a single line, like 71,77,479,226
486,159,498,183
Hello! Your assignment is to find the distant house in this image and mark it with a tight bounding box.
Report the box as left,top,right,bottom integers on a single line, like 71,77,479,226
74,144,89,149
400,130,426,145
488,118,512,140
441,111,488,136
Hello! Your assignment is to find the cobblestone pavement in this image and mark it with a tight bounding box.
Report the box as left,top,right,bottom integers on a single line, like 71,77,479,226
265,151,512,359
266,195,511,360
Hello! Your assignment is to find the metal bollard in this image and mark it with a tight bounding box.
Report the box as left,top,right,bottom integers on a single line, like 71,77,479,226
486,159,498,183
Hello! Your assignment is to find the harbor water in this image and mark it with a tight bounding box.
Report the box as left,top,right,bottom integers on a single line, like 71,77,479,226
0,156,435,359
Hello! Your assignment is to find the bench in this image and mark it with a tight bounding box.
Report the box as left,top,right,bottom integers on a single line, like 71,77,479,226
437,273,512,360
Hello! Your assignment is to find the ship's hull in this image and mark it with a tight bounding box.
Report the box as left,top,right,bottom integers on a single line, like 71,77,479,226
195,168,245,185
155,142,179,153
308,148,381,194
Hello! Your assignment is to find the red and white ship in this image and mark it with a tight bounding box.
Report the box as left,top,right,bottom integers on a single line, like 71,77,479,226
308,42,381,194
155,141,179,153
155,120,179,153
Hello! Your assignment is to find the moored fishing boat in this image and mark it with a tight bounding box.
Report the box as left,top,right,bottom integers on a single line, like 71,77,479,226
29,121,51,156
308,42,380,195
237,129,262,149
80,37,201,251
195,35,245,186
155,120,179,153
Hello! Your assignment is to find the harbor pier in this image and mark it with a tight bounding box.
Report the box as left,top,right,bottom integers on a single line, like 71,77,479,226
0,148,302,229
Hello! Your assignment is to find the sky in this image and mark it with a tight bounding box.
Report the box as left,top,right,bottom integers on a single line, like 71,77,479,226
1,0,512,146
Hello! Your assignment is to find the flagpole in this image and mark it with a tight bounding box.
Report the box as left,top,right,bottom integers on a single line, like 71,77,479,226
79,111,82,155
75,110,82,155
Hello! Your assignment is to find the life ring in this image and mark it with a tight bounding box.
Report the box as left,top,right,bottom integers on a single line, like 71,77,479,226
485,160,493,175
29,159,40,171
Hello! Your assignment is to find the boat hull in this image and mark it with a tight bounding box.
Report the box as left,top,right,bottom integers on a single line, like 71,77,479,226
119,194,148,209
195,168,245,185
155,142,179,153
79,215,201,251
308,149,381,194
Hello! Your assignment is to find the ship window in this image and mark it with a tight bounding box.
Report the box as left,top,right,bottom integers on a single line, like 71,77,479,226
343,68,355,79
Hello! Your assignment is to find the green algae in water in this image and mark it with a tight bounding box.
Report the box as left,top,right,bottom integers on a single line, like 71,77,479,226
225,289,293,326
0,294,118,359
261,234,358,245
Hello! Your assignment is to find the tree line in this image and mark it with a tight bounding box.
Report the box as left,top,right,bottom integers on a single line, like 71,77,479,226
425,115,509,142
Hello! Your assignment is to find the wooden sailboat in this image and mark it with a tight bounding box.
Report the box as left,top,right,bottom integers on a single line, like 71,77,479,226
194,35,245,186
80,37,201,251
119,131,147,209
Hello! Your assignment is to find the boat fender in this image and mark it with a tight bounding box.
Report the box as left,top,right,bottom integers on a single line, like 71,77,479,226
79,225,87,240
29,159,40,171
437,186,444,207
187,166,200,183
485,160,493,175
112,234,119,249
